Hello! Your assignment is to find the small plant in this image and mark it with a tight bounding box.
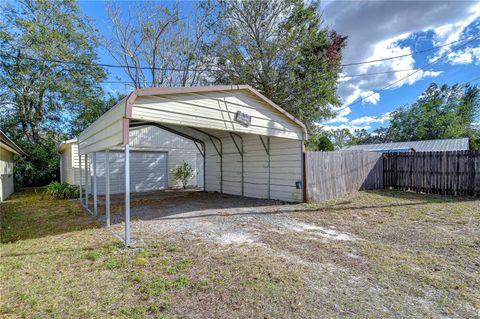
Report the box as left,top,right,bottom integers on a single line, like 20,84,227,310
172,161,194,189
43,182,79,200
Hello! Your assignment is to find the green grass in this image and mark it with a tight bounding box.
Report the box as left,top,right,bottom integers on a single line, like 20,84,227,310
1,188,479,318
0,189,308,318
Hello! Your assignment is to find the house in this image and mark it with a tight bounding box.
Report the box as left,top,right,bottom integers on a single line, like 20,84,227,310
58,125,204,194
341,138,469,152
0,131,27,202
76,85,307,245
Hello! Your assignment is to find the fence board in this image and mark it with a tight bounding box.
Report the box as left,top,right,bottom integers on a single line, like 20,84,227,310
383,150,480,196
306,151,383,202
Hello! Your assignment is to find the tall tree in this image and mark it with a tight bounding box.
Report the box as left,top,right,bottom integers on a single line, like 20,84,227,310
207,0,346,129
106,1,216,88
0,0,106,142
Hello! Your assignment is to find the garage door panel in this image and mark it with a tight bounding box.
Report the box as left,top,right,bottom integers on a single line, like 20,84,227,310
92,151,167,195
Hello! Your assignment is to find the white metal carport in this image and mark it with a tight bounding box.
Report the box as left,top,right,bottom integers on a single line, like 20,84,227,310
77,85,307,245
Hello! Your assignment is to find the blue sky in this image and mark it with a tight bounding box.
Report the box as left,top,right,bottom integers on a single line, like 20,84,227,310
78,1,480,133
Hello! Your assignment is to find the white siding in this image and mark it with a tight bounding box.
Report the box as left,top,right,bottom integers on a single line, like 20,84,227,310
63,126,203,190
92,151,167,195
201,133,303,202
131,90,304,140
0,147,15,202
78,98,126,155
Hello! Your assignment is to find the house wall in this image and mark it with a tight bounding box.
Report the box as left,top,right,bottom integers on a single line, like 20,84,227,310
0,147,15,202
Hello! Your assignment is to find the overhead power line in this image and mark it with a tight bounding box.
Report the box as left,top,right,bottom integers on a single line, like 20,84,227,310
341,36,477,67
2,34,478,76
345,33,480,108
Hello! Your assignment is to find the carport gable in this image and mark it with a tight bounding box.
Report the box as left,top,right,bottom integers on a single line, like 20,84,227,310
125,85,307,144
78,85,306,155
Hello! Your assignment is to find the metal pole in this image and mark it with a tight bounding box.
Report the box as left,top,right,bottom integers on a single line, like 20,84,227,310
93,152,97,216
85,154,89,209
59,155,63,183
267,137,271,199
105,150,110,227
203,145,206,191
79,153,83,204
124,144,131,246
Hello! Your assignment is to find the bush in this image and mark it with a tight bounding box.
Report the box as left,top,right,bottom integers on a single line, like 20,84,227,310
14,138,60,187
172,161,194,189
43,182,79,200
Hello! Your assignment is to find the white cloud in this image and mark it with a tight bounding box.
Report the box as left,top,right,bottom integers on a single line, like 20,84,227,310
430,2,480,59
324,106,351,124
446,46,480,65
322,123,371,132
359,90,380,104
351,112,391,125
323,1,480,107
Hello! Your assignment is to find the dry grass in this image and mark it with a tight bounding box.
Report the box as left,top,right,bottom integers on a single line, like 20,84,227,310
0,189,311,318
1,189,479,318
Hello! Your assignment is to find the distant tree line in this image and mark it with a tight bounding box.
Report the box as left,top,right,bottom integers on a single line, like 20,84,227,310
307,83,480,151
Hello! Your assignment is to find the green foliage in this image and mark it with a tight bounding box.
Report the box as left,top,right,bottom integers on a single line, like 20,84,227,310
71,93,125,136
327,128,355,148
0,0,106,142
207,0,346,130
305,135,334,151
172,161,194,189
352,83,480,149
43,182,79,200
14,137,61,187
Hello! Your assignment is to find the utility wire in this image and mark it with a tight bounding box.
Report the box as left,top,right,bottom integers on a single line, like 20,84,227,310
347,33,480,107
341,35,478,67
1,34,478,74
464,76,480,85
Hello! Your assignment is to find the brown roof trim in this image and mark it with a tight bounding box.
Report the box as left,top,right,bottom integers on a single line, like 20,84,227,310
0,131,27,157
123,85,307,138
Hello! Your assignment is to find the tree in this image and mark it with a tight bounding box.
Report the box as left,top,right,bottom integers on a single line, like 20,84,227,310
106,1,216,88
0,0,106,143
207,0,346,129
348,83,480,149
71,93,125,136
386,83,479,143
305,134,334,151
0,0,106,186
327,128,355,148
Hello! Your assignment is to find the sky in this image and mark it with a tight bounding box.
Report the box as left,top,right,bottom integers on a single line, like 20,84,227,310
78,0,480,133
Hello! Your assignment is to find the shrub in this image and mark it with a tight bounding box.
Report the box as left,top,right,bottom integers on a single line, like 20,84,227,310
172,161,194,189
13,138,60,187
43,182,79,200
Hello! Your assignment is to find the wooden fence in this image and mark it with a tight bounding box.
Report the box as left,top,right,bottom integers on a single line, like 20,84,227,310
305,151,383,202
383,151,480,196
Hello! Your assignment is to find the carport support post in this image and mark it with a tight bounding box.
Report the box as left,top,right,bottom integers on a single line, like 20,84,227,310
105,150,110,227
79,153,83,204
85,154,89,209
124,144,131,246
93,152,98,216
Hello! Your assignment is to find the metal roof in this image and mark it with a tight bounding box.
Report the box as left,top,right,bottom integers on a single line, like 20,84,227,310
341,138,469,152
0,130,27,157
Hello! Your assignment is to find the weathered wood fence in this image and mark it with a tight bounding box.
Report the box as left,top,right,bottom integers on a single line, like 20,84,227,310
383,151,480,196
305,151,383,202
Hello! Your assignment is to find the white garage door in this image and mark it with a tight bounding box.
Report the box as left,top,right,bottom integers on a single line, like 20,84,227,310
93,151,168,195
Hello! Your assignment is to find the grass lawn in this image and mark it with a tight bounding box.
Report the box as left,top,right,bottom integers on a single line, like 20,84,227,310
1,188,479,318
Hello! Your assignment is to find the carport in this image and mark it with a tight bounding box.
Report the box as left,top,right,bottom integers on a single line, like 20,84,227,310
77,85,307,245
